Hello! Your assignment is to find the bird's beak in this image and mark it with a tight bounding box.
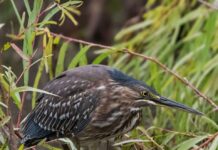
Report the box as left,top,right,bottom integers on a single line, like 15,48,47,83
153,96,203,115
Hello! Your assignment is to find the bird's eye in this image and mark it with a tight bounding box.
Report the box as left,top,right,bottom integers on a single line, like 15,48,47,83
141,91,149,97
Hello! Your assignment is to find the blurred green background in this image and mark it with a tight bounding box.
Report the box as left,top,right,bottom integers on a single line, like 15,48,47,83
0,0,218,149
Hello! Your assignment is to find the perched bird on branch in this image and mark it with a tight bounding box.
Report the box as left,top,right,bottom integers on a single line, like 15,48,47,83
20,65,202,148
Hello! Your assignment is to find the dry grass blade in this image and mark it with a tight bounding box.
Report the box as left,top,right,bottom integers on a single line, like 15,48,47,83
198,0,218,10
137,126,164,150
113,139,150,146
10,43,30,61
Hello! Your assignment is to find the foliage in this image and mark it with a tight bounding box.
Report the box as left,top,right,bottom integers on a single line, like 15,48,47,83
0,0,218,149
109,1,218,149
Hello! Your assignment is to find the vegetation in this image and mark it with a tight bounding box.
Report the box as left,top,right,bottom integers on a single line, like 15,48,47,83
0,0,217,149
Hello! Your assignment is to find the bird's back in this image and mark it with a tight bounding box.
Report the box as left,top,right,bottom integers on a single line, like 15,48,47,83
20,65,108,145
20,65,142,146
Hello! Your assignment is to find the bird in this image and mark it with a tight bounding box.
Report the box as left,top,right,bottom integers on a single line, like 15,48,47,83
20,64,203,148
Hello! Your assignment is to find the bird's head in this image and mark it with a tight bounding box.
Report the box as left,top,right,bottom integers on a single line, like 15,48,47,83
108,68,203,115
131,84,203,115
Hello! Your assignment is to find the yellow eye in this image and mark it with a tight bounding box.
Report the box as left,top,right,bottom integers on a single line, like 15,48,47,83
141,91,149,97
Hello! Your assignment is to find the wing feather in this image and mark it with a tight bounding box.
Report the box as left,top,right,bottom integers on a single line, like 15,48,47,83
22,72,99,136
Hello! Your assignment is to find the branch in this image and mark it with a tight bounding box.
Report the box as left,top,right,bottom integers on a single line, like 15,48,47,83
16,92,26,128
125,50,217,108
192,132,218,150
198,0,218,10
49,32,217,109
10,43,30,61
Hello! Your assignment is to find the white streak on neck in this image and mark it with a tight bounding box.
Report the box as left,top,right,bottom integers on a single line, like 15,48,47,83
130,107,140,112
96,85,106,90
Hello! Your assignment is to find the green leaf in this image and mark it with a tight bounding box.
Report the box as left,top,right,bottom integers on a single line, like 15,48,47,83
65,6,80,15
1,42,11,51
30,0,43,25
79,54,88,66
9,0,22,25
62,8,78,25
115,20,153,40
44,35,54,79
78,44,88,66
0,74,21,109
201,116,218,130
23,28,35,85
18,144,24,150
37,20,57,27
176,7,208,26
19,12,26,32
24,0,31,16
68,45,90,69
53,36,60,45
32,58,45,108
173,135,208,150
161,133,176,145
92,52,111,64
55,42,69,76
40,4,59,28
0,138,8,150
41,1,82,28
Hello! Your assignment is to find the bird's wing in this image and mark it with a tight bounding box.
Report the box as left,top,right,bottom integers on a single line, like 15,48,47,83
22,72,99,136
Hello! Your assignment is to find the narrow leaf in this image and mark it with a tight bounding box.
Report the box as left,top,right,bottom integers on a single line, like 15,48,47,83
55,42,69,76
12,86,60,98
68,45,90,69
173,136,208,150
0,116,11,127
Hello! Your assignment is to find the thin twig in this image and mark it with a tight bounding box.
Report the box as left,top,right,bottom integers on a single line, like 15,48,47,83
48,32,217,109
122,134,146,149
16,92,26,128
39,3,57,18
198,0,218,10
137,127,164,150
147,127,197,137
15,55,52,85
49,32,112,50
192,131,218,150
10,43,30,61
16,60,31,128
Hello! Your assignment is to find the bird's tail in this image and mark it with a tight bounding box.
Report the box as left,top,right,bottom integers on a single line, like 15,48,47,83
20,113,53,147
